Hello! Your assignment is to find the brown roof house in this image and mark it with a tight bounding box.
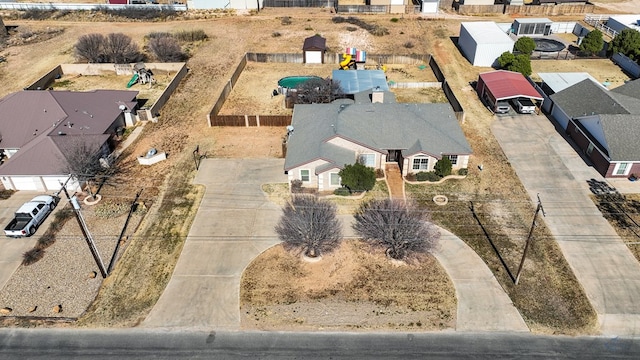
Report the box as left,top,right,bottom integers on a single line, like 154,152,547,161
302,35,326,64
0,90,138,191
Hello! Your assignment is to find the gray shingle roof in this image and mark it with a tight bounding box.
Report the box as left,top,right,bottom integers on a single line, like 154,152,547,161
591,114,640,161
611,78,640,100
284,102,472,171
550,79,634,118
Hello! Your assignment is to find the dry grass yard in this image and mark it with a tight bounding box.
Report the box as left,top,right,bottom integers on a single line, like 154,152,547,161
241,241,456,331
0,6,627,332
531,59,631,89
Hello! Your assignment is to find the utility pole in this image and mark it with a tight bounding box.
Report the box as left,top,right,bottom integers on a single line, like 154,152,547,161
515,194,546,285
59,180,108,278
107,189,142,274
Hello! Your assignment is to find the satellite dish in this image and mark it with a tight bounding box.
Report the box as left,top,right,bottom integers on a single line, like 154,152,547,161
286,125,294,133
119,104,127,111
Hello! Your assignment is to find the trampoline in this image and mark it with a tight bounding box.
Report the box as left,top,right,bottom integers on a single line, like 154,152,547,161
533,38,566,52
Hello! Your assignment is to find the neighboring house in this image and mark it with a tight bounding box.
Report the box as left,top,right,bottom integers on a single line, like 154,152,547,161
606,14,640,34
284,90,472,191
536,72,604,113
550,79,640,178
302,35,326,64
0,90,138,191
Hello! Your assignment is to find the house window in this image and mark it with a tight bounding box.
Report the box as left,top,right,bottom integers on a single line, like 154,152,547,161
358,154,375,167
614,163,630,176
446,155,458,165
330,173,341,186
586,143,594,156
300,169,310,182
413,156,429,170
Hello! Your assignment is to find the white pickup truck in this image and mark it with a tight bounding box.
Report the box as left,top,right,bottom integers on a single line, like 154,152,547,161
513,98,536,114
4,195,58,238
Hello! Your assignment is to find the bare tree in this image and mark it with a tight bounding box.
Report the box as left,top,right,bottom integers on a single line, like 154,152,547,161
61,137,120,201
275,195,342,258
353,199,440,260
293,78,343,104
75,33,106,63
147,36,186,62
104,33,144,64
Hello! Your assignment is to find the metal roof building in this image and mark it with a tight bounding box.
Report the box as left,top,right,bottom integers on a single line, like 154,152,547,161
332,70,389,94
458,22,514,67
476,70,543,110
512,18,553,36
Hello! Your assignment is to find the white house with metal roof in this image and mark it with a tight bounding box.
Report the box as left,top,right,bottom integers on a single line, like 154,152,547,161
284,91,472,191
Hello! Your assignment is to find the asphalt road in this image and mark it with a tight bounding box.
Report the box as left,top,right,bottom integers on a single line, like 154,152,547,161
0,329,638,359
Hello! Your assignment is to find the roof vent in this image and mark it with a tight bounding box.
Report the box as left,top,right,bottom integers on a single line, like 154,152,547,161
58,131,66,136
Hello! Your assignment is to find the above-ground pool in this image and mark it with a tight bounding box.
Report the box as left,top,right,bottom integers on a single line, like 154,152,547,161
533,38,566,52
278,76,323,89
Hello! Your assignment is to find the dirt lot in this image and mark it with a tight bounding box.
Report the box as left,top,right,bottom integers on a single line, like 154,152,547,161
531,59,631,89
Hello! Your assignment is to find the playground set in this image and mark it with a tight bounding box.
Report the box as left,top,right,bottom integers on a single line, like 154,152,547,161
127,62,156,89
339,47,366,70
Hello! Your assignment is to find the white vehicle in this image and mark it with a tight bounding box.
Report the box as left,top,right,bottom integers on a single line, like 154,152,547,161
513,98,536,114
495,101,510,114
4,195,58,238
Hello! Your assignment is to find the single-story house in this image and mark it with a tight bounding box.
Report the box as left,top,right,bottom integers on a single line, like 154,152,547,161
476,70,544,112
552,79,640,178
0,90,138,191
606,14,640,34
458,22,514,67
536,72,604,113
284,90,472,191
302,35,326,64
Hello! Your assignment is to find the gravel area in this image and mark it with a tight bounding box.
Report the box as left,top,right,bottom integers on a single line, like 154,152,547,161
0,197,145,319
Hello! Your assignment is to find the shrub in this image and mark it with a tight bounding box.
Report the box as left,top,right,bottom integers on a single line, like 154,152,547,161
434,157,452,177
275,195,342,258
104,33,144,64
305,26,313,31
20,9,54,20
173,29,208,42
148,36,187,62
339,162,376,193
514,36,536,55
281,16,292,25
390,18,399,23
22,248,45,266
403,41,414,49
98,6,177,20
334,187,351,196
370,25,390,37
405,172,416,181
375,168,385,179
458,168,468,176
291,179,303,193
146,31,172,40
346,26,358,32
332,16,346,23
272,32,282,37
36,233,56,250
353,199,440,260
75,33,106,63
416,171,440,182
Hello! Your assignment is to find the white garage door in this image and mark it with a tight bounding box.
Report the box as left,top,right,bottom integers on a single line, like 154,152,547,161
9,176,39,191
305,51,322,64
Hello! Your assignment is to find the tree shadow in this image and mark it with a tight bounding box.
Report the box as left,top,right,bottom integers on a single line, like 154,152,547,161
469,201,516,283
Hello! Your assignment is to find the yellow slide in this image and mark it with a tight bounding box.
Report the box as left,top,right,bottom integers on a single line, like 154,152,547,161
339,54,352,70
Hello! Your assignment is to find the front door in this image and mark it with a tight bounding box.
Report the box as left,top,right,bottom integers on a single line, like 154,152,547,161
387,150,400,162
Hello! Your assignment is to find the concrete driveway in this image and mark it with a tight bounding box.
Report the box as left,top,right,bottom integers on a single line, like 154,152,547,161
143,159,287,329
492,115,640,335
0,191,60,290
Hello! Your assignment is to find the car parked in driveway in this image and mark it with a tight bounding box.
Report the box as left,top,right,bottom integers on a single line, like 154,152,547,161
4,195,58,238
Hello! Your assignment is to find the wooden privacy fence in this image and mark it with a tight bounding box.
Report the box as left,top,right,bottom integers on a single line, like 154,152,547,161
210,115,292,127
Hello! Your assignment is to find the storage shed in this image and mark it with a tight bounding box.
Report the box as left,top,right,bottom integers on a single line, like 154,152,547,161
476,70,543,112
458,22,514,67
512,18,553,36
302,35,326,64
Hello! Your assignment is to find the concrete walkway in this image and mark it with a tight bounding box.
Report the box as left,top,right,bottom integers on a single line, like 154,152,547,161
492,115,640,335
143,159,287,329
